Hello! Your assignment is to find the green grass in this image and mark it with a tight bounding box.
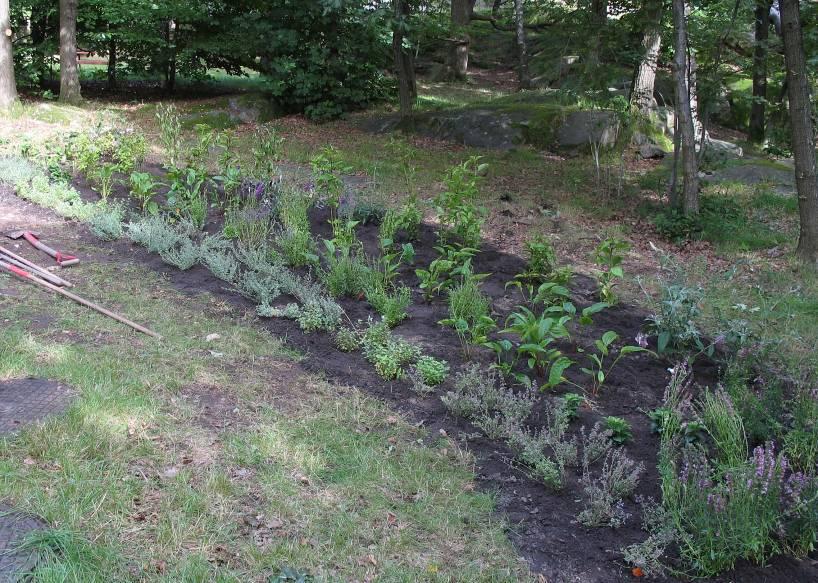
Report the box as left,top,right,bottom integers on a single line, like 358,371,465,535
0,261,529,581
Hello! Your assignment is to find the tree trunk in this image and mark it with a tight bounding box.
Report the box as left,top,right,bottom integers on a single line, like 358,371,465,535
630,0,662,112
0,0,17,109
163,20,177,94
672,0,699,214
586,0,608,72
514,0,530,89
449,0,470,79
59,0,81,104
749,0,771,143
780,0,818,263
107,37,117,91
392,0,416,120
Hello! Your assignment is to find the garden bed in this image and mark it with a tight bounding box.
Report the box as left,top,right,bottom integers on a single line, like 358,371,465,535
50,166,815,582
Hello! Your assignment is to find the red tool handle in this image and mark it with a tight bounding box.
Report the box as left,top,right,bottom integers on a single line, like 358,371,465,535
23,232,80,267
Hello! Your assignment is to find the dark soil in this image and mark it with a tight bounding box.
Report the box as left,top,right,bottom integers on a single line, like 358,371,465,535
3,179,816,583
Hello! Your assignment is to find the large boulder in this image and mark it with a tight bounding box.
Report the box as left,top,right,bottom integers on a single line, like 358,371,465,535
555,110,620,149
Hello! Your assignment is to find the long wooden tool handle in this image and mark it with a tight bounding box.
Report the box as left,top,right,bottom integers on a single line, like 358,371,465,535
0,260,161,339
0,255,67,287
0,246,73,287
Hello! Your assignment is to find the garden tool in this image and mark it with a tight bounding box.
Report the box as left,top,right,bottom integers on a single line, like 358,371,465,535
0,259,161,339
0,245,73,287
4,230,80,267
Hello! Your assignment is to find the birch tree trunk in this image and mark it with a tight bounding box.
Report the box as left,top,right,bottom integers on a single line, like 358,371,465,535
59,0,81,104
0,0,17,109
630,0,662,112
780,0,818,263
672,0,699,214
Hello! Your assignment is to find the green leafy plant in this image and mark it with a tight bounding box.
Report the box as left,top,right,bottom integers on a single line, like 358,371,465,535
517,235,572,284
603,416,633,445
93,163,117,202
360,320,421,380
311,146,351,209
334,326,360,352
167,167,209,229
129,171,163,215
434,156,487,248
156,103,182,168
413,356,449,386
415,245,479,301
439,272,495,358
593,237,629,304
252,125,284,177
498,306,573,387
577,331,652,397
113,132,148,174
563,393,586,421
645,283,705,354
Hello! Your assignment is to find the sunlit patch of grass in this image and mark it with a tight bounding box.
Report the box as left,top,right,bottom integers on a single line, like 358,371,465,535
0,251,528,580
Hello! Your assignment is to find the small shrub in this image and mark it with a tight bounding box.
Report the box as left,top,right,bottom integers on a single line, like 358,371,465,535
126,215,181,253
414,356,449,386
645,284,704,353
334,327,360,352
360,320,421,380
160,238,201,270
201,248,239,283
578,448,643,528
88,204,124,241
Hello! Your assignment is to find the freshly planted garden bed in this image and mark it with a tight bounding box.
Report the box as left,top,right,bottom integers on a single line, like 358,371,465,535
5,111,817,582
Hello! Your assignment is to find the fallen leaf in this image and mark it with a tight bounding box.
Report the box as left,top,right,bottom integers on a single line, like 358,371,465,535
205,333,221,342
632,567,645,577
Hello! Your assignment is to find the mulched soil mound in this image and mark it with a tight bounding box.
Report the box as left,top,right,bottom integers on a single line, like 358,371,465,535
0,503,46,581
0,378,75,437
2,180,816,582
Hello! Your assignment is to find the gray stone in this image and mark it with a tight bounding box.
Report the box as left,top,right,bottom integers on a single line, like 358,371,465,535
362,109,529,150
0,504,46,581
638,143,665,159
556,110,620,149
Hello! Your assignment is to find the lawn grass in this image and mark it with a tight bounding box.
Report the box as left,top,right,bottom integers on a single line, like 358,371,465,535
0,261,529,581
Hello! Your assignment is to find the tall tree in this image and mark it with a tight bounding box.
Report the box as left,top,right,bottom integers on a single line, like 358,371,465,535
59,0,81,103
780,0,818,263
449,0,470,79
671,0,699,214
749,0,771,143
393,0,416,119
0,0,17,109
630,0,663,112
513,0,530,89
586,0,608,73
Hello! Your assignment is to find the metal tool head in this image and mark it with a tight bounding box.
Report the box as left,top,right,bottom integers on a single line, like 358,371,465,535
4,230,40,240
